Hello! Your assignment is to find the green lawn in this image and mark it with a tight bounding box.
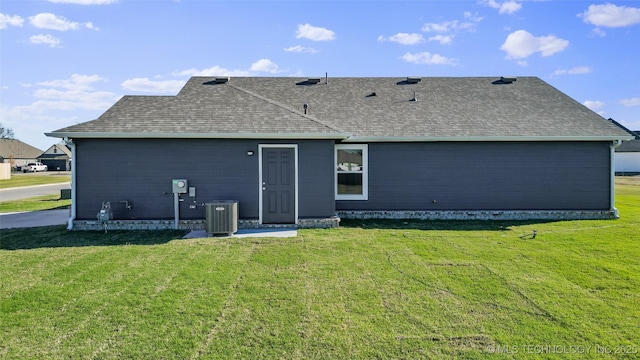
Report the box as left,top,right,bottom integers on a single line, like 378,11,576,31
0,194,71,213
0,174,70,189
0,184,638,359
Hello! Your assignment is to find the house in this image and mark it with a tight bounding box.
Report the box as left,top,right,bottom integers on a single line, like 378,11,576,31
0,139,43,170
615,131,640,174
38,143,72,171
607,118,640,174
46,76,633,231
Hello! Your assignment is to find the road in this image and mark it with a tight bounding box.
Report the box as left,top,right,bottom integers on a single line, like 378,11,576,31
0,182,71,202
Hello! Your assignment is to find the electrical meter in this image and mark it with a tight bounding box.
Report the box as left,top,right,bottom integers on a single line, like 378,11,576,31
172,179,188,194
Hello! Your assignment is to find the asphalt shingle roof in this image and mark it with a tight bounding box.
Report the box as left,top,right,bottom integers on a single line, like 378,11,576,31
617,132,640,152
48,76,632,141
0,139,43,159
617,139,640,152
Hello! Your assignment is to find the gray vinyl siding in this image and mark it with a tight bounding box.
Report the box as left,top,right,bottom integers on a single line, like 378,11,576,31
75,139,335,220
298,143,336,218
336,142,611,211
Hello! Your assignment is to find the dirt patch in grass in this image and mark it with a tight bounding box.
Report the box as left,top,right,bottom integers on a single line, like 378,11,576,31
616,175,640,185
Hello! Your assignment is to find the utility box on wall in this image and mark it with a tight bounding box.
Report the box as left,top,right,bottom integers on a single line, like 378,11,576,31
172,179,188,193
60,188,71,199
205,201,238,236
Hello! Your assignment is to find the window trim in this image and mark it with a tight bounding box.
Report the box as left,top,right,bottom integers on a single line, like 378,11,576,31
335,144,368,201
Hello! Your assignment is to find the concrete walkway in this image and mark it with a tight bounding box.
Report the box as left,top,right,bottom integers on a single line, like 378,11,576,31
0,209,69,229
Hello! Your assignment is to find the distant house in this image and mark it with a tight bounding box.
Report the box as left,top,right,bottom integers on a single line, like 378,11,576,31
46,76,633,230
607,119,640,174
0,139,43,170
616,133,640,174
38,143,72,171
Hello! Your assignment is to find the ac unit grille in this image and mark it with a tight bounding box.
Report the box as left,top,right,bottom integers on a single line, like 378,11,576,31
206,201,238,235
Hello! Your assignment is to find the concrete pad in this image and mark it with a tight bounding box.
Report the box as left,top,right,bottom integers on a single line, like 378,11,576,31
183,228,297,239
0,209,69,229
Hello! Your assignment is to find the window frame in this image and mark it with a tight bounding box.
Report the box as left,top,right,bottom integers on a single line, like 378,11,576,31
335,144,368,201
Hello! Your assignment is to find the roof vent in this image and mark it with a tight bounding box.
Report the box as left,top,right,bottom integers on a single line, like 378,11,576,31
203,77,229,85
296,78,322,86
397,77,422,85
366,92,377,97
492,76,517,85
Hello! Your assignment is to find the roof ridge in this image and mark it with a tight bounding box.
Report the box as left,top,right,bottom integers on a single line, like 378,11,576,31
226,82,348,134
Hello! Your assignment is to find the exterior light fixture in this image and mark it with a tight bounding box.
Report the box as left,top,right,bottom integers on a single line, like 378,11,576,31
247,150,254,156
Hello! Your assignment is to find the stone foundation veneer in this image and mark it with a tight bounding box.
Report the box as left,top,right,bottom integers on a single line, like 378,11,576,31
336,209,619,221
71,209,618,231
71,217,340,231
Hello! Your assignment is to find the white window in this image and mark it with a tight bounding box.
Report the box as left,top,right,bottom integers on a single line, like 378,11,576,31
335,144,368,200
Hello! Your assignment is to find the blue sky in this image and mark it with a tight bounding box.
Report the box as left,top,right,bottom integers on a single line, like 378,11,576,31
1,0,639,150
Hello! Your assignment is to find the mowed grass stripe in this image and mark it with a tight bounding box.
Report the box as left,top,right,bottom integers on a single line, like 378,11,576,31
99,241,254,359
5,247,159,358
1,240,253,359
61,246,180,359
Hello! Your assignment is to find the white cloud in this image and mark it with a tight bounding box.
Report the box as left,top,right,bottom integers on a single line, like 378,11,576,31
38,74,106,91
85,22,99,30
249,59,281,74
499,1,522,14
296,23,335,41
621,98,640,106
6,74,116,116
30,13,80,31
30,34,61,47
552,66,592,76
401,52,457,65
33,90,117,110
583,100,605,111
378,33,425,45
428,34,453,45
420,13,482,45
501,30,569,59
464,11,483,23
29,13,97,31
423,20,461,33
177,60,282,77
174,65,252,77
482,0,522,15
0,102,80,146
121,78,185,93
48,0,118,4
284,45,319,54
1,13,24,29
580,3,640,28
2,74,119,149
591,27,607,37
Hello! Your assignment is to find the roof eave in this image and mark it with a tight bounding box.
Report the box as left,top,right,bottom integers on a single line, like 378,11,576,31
45,132,634,143
45,131,351,140
341,135,635,142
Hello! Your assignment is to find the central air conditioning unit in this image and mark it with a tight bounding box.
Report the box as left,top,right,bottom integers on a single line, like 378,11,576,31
205,200,238,236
